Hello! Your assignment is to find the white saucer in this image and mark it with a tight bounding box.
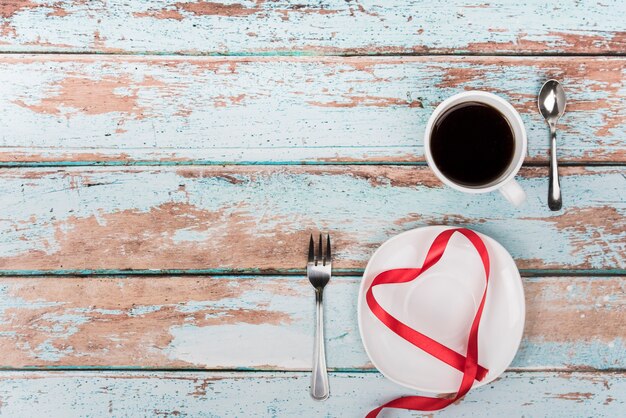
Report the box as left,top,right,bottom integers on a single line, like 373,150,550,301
357,226,525,393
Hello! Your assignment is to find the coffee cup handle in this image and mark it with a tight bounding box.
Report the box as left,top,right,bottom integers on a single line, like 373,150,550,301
499,179,526,206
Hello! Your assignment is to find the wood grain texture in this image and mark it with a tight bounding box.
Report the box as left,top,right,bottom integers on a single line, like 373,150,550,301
0,371,622,417
0,276,623,370
0,165,623,272
0,1,624,54
0,0,623,413
0,55,624,164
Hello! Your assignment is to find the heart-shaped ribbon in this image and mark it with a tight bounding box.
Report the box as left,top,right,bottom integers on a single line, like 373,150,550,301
365,228,490,417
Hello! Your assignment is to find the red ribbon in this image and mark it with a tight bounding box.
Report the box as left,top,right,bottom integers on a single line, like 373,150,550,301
365,228,490,417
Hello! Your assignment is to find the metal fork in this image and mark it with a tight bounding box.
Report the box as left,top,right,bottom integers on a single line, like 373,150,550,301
307,233,331,400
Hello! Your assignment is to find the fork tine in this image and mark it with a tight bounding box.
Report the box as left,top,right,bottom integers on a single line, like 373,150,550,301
326,234,331,263
308,234,314,263
318,234,323,265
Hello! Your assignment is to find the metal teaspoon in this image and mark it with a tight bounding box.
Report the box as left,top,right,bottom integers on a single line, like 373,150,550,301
538,79,566,211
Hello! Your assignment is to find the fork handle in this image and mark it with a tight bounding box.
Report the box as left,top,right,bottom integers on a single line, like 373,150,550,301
311,289,329,400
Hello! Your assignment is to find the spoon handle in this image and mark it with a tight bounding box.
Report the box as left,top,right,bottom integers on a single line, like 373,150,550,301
548,127,562,211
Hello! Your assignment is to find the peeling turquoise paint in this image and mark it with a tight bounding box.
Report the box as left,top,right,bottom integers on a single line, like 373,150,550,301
0,1,624,54
34,341,74,362
0,276,622,371
0,371,622,417
515,338,626,370
0,0,622,413
0,57,623,165
5,166,623,270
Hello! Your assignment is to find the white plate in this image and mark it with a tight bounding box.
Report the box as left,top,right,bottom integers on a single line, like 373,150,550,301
358,226,525,393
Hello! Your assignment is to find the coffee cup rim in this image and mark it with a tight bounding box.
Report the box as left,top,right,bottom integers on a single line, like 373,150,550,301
424,91,527,194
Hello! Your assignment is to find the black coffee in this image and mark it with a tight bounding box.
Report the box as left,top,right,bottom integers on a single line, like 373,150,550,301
430,102,515,187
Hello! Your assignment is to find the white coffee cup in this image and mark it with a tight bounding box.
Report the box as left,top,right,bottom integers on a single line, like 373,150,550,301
424,91,527,206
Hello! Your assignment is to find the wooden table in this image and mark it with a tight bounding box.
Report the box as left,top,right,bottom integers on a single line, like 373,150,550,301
0,1,624,416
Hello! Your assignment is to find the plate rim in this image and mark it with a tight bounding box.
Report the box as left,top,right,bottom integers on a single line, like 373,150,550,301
357,225,526,393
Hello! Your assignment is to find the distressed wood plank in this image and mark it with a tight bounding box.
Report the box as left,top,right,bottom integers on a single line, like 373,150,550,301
0,1,624,54
0,165,623,272
0,56,624,164
0,371,622,417
0,276,623,370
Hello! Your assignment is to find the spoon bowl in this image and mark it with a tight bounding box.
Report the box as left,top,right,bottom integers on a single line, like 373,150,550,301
539,80,567,125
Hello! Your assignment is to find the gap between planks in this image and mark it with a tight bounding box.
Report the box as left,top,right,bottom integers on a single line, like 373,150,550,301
0,269,625,277
1,51,626,58
0,367,624,373
0,161,625,168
